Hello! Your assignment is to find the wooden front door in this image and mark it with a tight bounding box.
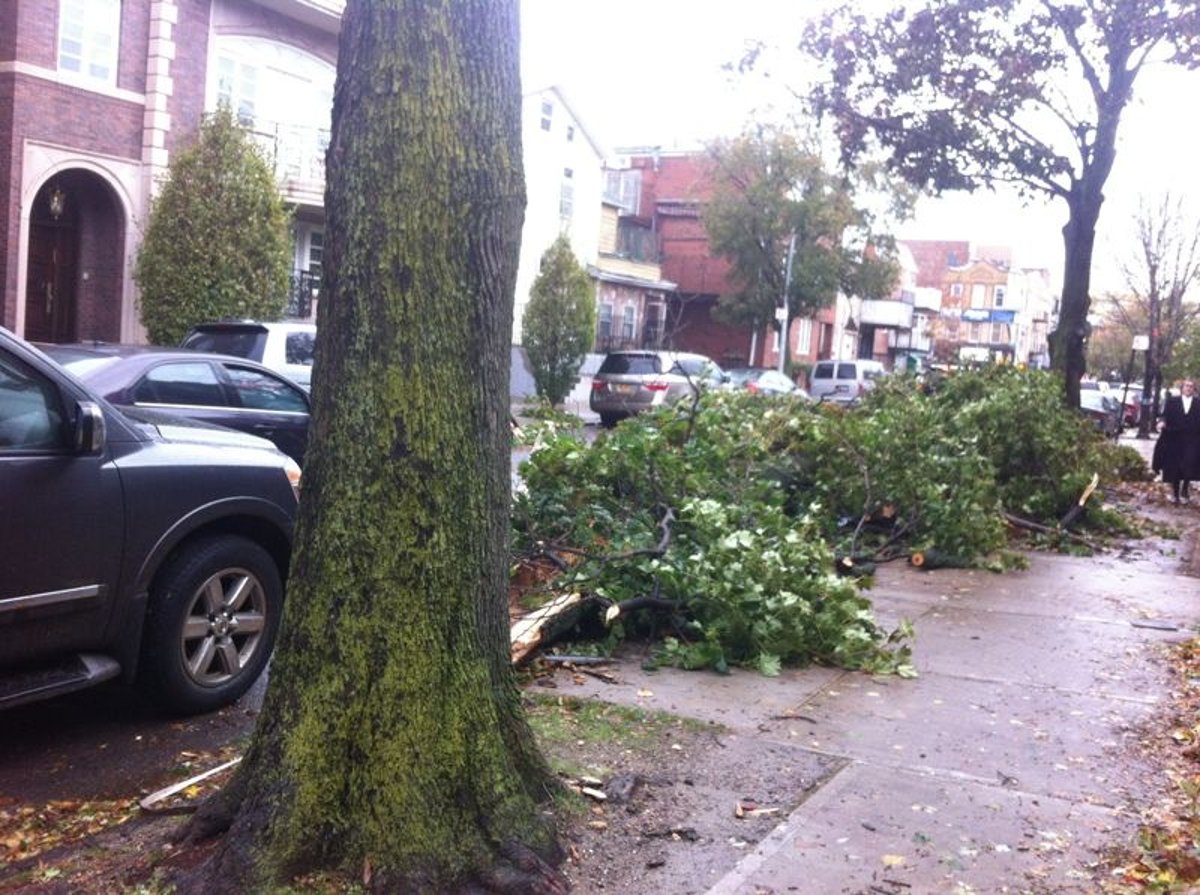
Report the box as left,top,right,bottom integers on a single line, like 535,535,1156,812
25,221,77,343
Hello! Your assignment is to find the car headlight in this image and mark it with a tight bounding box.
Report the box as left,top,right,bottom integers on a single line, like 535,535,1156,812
283,457,302,502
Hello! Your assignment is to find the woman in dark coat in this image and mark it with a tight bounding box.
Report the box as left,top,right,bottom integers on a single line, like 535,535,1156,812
1153,379,1200,503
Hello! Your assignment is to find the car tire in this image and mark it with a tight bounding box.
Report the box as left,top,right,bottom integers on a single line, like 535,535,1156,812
599,412,622,428
138,535,283,715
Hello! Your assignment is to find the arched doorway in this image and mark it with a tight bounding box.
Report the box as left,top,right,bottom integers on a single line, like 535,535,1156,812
25,171,126,343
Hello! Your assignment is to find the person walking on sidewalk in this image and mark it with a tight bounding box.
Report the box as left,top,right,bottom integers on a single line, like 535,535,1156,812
1153,378,1200,503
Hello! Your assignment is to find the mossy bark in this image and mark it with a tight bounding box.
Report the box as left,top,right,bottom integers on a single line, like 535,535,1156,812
181,3,564,891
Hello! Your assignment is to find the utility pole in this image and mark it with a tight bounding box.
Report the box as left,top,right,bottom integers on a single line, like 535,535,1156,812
777,231,796,374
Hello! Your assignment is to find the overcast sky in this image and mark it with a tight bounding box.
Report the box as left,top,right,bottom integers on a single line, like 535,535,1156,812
520,0,1200,294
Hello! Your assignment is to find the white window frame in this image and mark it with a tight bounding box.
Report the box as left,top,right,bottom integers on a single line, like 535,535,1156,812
994,285,1007,307
949,283,964,298
58,0,121,85
597,303,613,339
559,180,574,220
795,318,813,355
621,305,636,340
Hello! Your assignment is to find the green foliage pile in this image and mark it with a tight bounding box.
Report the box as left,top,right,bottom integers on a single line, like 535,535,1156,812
522,236,596,406
514,367,1143,676
136,106,292,345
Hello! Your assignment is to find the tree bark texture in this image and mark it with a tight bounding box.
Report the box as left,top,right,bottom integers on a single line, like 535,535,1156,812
183,3,564,891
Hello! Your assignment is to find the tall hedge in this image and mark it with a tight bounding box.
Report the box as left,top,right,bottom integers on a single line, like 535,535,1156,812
523,235,595,405
135,106,292,344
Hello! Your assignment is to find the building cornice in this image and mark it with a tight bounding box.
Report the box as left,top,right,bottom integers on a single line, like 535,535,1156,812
248,0,343,35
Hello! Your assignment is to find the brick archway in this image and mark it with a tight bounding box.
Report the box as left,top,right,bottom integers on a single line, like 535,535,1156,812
25,171,126,343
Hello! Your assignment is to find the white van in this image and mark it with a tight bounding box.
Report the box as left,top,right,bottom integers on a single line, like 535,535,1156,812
808,359,886,404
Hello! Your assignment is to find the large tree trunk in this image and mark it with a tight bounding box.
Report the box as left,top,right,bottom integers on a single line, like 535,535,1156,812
179,3,564,892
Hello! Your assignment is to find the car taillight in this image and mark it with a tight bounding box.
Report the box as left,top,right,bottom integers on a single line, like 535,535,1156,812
645,381,669,392
591,379,606,390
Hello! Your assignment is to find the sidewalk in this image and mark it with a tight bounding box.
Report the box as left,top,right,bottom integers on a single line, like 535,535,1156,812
564,506,1200,892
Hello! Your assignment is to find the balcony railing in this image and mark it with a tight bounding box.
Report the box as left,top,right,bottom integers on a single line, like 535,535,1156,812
287,270,320,320
250,122,330,188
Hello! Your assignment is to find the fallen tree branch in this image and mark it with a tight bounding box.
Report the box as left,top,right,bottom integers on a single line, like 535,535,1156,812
537,506,676,565
1002,511,1100,551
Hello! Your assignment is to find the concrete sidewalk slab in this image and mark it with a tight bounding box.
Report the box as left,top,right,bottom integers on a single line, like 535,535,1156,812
761,671,1155,803
707,762,1127,895
891,604,1186,696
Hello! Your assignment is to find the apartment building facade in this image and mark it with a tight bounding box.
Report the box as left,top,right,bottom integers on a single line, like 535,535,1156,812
0,0,341,343
512,85,604,345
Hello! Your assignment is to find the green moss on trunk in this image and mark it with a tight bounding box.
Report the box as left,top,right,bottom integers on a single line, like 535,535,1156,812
184,3,562,892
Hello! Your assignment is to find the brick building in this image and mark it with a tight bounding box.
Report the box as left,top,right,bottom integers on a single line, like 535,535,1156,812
0,0,341,343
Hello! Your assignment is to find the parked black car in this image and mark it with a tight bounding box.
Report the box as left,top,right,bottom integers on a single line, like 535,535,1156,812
1,328,299,713
40,343,310,465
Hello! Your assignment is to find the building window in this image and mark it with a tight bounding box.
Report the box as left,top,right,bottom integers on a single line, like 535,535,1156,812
559,181,574,220
969,322,984,342
796,317,813,356
58,0,120,84
307,230,323,279
621,306,635,340
216,55,258,126
540,100,553,131
597,303,613,340
949,283,963,298
971,283,987,308
994,286,1006,307
643,305,662,346
566,125,575,142
990,322,1006,344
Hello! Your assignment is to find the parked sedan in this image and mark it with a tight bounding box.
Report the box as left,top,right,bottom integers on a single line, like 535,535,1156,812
1079,390,1121,437
725,367,808,398
41,344,310,465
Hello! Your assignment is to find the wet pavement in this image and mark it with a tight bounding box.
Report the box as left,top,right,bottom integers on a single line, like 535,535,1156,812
559,433,1200,894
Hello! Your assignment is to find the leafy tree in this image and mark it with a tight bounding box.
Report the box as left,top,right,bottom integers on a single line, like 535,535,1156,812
135,106,291,344
1085,299,1140,381
703,128,900,338
179,3,563,892
798,0,1200,409
523,235,596,405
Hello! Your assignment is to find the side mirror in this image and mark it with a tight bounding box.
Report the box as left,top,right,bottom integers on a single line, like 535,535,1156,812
74,401,106,454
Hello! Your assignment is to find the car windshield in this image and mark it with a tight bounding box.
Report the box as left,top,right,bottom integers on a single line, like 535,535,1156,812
46,352,123,378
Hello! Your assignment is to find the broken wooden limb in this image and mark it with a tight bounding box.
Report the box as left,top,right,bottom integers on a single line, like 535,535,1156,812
139,757,242,815
511,592,587,666
1058,472,1100,529
1002,511,1100,551
540,655,613,666
604,594,680,625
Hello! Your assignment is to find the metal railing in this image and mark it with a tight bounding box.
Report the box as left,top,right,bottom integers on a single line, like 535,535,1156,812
286,270,320,319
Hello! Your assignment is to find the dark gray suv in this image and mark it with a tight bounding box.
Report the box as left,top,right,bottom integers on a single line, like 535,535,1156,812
0,327,300,714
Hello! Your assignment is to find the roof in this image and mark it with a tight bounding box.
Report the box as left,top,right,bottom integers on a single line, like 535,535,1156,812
522,85,605,158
